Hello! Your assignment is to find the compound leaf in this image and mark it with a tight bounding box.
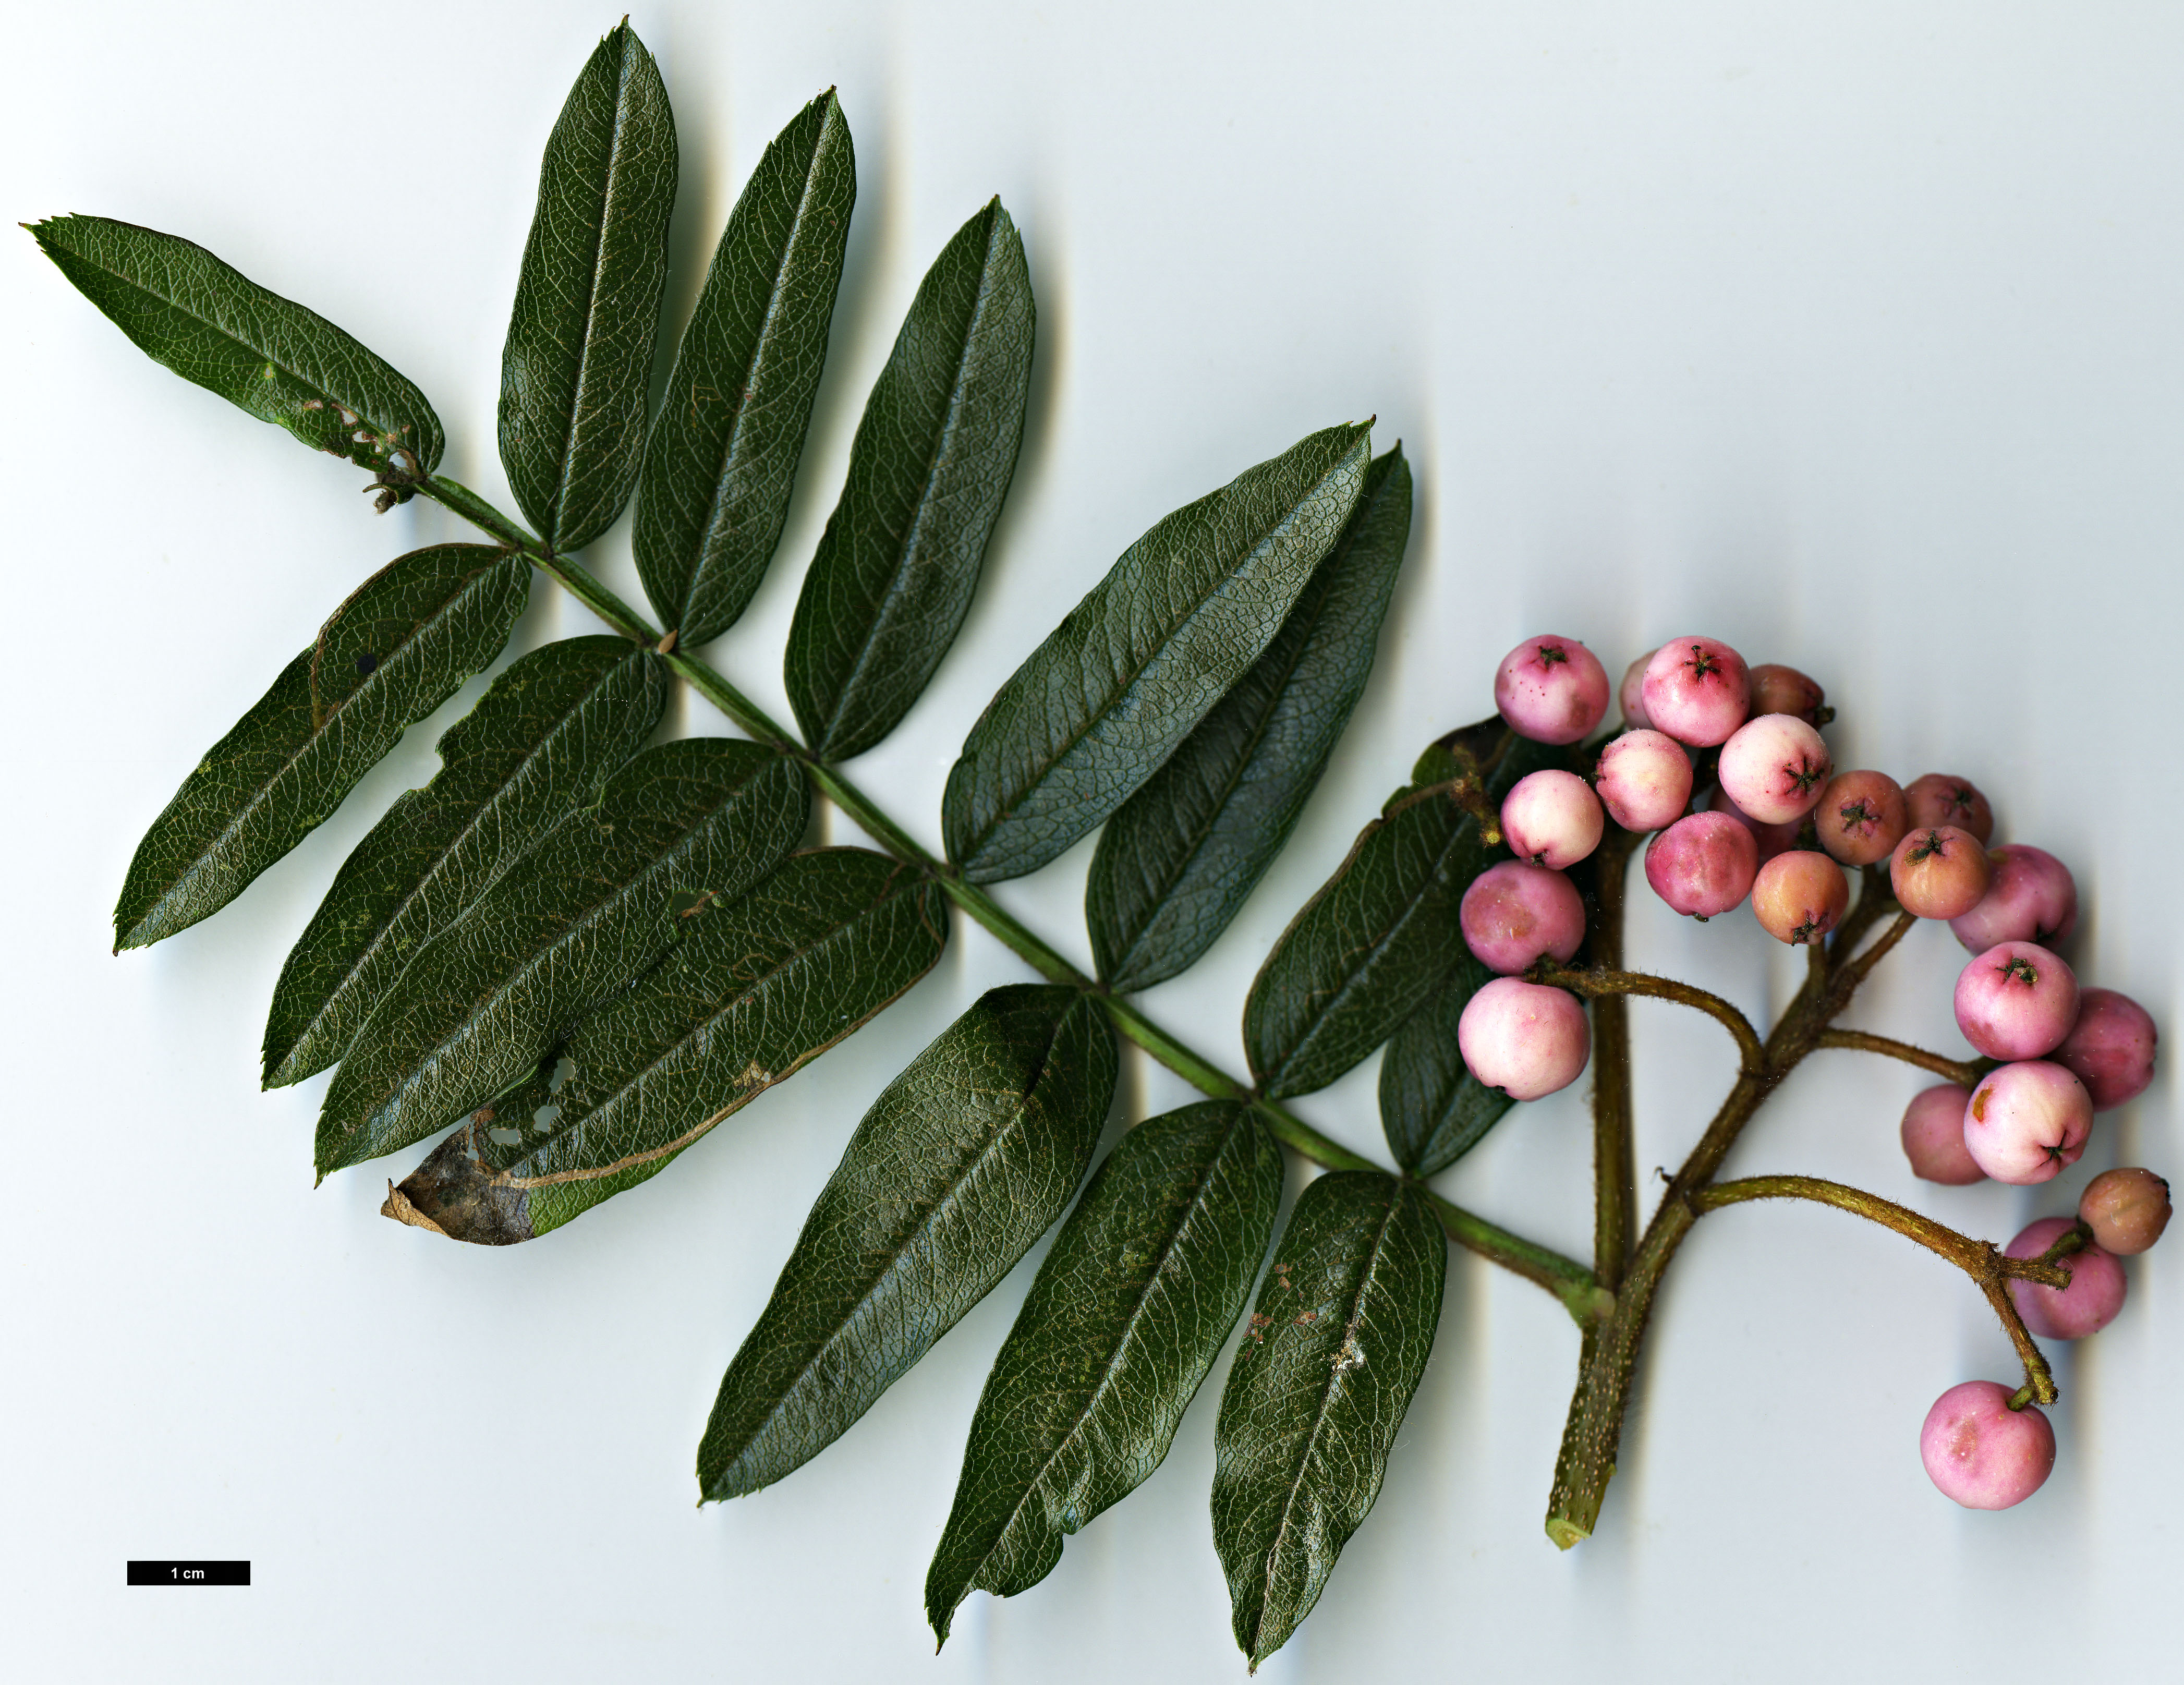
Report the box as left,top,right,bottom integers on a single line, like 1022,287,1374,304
1378,955,1514,1177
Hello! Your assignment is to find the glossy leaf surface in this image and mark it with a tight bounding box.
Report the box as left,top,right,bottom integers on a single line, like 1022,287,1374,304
785,198,1035,761
316,740,806,1177
113,545,529,951
926,1101,1280,1643
941,423,1372,883
263,637,667,1087
384,848,948,1243
1211,1171,1447,1669
28,215,444,476
499,21,677,552
1378,954,1514,1177
635,89,855,645
697,986,1117,1500
1087,446,1411,991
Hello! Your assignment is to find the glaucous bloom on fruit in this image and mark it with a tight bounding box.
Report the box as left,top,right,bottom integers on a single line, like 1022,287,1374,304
2054,987,2158,1110
1618,650,1655,728
1889,826,1991,919
1920,1381,2055,1510
2006,1217,2127,1341
1751,851,1848,945
1459,859,1586,975
1812,769,1907,866
1901,1083,1983,1184
1640,636,1750,747
1594,729,1691,832
1644,811,1758,918
1953,941,2079,1061
1961,1061,2093,1184
1904,773,1994,843
2078,1168,2172,1255
1457,977,1590,1100
1494,635,1609,745
1949,844,2078,952
1716,713,1832,825
1500,769,1604,868
1746,662,1826,725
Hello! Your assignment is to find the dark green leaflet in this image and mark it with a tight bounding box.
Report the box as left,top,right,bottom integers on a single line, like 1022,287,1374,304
697,986,1117,1501
785,198,1036,761
1210,1171,1447,1669
926,1101,1281,1645
262,637,668,1088
941,424,1372,884
382,848,949,1244
1378,955,1515,1176
499,21,677,552
113,545,529,952
634,90,856,646
27,215,443,478
314,741,807,1178
1087,446,1412,992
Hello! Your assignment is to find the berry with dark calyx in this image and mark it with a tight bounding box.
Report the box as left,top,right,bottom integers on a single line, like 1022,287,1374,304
2005,1217,2127,1341
1619,650,1656,728
1644,811,1760,918
1920,1381,2055,1510
1457,977,1591,1100
1747,662,1828,725
1949,844,2078,952
1889,825,1992,919
1901,1084,1983,1184
1751,851,1849,945
1640,636,1751,747
1813,769,1908,867
2054,987,2158,1110
1717,713,1833,825
1595,729,1692,832
1706,786,1801,864
1961,1061,2094,1184
1494,635,1610,745
1500,769,1604,868
1952,941,2080,1061
1904,773,1994,843
2078,1168,2172,1255
1459,860,1587,975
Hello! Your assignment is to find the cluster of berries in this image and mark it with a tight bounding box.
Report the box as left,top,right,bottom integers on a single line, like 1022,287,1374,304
1453,632,2165,1512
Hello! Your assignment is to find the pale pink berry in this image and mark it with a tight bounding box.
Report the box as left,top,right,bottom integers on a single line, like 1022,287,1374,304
1950,845,2079,952
2053,988,2157,1110
1644,811,1759,919
1904,773,1994,843
1457,977,1591,1100
2078,1168,2172,1255
1500,770,1604,868
2006,1217,2127,1341
1814,770,1908,867
1920,1381,2054,1510
1747,663,1826,725
1459,860,1586,975
1707,787,1801,864
1594,730,1692,832
1494,636,1610,745
1953,942,2080,1061
1640,636,1751,747
1618,651,1656,728
1717,714,1833,825
1962,1062,2094,1184
1751,851,1849,945
1890,826,1992,920
1901,1084,1983,1184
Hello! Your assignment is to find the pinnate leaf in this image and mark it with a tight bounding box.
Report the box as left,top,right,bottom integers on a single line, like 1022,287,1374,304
941,423,1372,883
785,197,1035,760
697,985,1117,1500
1378,955,1514,1176
113,544,529,951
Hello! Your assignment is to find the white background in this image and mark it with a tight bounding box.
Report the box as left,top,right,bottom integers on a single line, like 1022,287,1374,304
5,2,2181,1679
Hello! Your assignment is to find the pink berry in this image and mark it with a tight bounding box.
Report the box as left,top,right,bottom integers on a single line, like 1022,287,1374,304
1746,662,1827,725
1813,769,1908,868
1594,730,1692,832
1500,770,1604,868
2006,1217,2127,1341
2053,988,2158,1110
1644,811,1759,919
1950,845,2079,952
1618,651,1656,728
1706,787,1801,864
1920,1381,2055,1510
1904,773,1994,843
1751,851,1849,946
1716,714,1833,825
1901,1084,1983,1184
1640,636,1751,747
1890,826,1992,920
2078,1168,2172,1255
1459,860,1586,975
1494,636,1610,745
1953,942,2080,1061
1457,978,1591,1100
1962,1062,2094,1184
